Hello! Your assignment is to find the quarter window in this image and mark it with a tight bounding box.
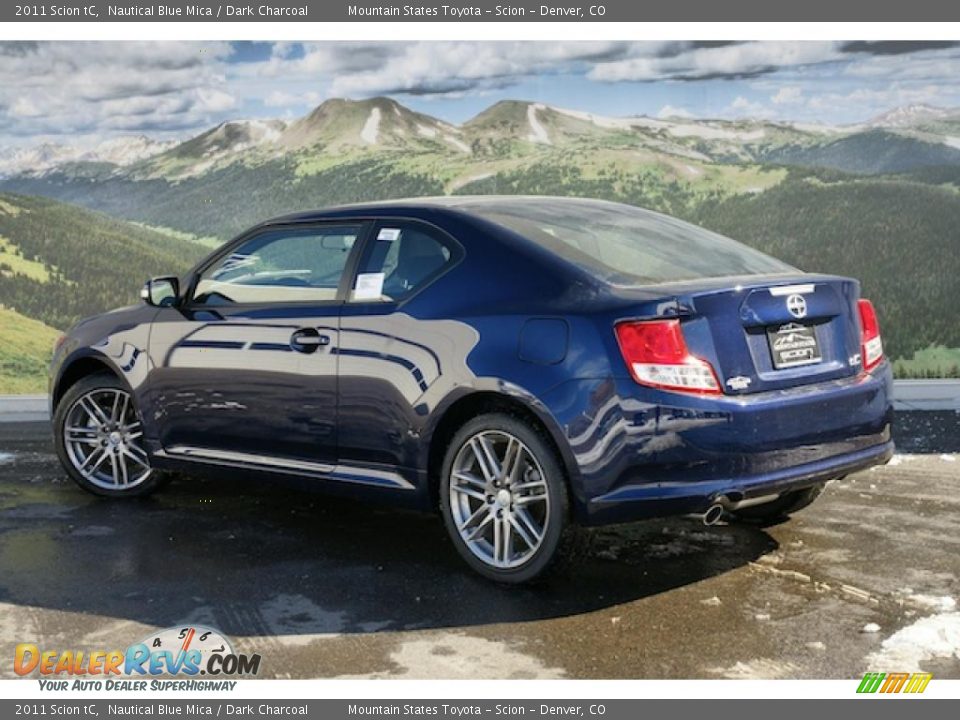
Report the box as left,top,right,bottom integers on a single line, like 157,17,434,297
193,225,360,305
351,224,452,302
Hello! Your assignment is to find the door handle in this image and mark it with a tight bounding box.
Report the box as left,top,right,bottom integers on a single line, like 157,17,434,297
290,328,331,354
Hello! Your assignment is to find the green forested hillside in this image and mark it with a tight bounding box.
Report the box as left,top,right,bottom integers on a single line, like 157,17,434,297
4,156,445,241
0,193,205,331
759,130,960,174
0,306,60,394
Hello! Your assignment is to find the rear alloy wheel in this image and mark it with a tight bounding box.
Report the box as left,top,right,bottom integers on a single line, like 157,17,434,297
54,374,166,497
440,414,569,583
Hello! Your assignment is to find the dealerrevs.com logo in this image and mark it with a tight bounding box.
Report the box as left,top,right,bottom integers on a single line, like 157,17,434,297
15,625,261,691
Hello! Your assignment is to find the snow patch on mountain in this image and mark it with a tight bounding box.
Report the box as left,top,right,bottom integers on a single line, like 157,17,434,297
869,104,952,128
446,136,471,153
527,104,551,145
0,135,174,177
361,108,381,145
666,123,766,141
552,106,646,131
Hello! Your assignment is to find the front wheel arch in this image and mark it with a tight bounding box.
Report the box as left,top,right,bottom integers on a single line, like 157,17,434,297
52,355,120,411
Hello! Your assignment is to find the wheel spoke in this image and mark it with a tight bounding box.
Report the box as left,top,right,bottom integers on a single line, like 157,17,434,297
512,479,546,492
469,436,499,482
114,392,129,425
457,503,489,533
107,453,122,486
499,516,513,564
450,484,486,502
110,392,121,424
66,426,99,445
79,448,108,476
502,438,523,483
493,514,504,565
116,453,130,485
465,512,494,542
122,445,150,469
452,471,485,489
514,507,543,545
508,514,536,549
513,492,545,507
79,397,109,427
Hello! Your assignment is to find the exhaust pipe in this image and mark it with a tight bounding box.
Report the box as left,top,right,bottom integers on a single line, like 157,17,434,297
686,492,783,526
686,503,725,526
701,503,724,526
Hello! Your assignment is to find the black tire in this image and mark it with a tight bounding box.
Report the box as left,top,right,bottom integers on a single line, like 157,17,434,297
731,483,825,522
53,373,169,498
439,412,572,584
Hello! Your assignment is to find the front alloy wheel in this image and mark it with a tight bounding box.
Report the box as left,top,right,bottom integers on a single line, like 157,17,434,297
54,373,165,497
440,413,570,583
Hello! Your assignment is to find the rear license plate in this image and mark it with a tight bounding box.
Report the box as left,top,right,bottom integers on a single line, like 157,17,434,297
767,322,822,369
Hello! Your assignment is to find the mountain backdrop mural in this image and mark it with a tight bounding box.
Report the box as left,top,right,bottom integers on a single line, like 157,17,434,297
3,70,960,391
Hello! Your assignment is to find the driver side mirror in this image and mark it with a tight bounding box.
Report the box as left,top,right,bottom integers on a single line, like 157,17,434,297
140,276,180,307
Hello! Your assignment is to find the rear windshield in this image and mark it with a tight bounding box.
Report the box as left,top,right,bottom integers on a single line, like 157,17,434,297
466,199,794,285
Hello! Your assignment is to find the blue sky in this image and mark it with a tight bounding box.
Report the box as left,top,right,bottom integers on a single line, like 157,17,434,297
2,41,960,147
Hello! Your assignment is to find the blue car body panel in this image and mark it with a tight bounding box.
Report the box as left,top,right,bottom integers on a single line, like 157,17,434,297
50,198,894,525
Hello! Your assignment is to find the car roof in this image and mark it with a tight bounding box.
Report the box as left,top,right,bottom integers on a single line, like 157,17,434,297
264,195,627,225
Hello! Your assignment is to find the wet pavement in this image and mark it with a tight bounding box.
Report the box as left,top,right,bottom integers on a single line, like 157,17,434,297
0,414,958,679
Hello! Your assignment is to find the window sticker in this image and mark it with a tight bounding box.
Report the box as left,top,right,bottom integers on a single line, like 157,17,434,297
377,227,402,242
353,272,385,300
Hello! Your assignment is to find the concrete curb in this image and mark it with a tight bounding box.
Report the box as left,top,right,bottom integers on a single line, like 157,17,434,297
2,381,959,423
0,394,49,423
891,379,960,412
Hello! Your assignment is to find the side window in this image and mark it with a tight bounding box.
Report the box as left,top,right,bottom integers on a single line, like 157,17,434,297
193,225,360,305
351,224,453,303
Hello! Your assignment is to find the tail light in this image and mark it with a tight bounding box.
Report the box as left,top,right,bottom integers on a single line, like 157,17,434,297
857,299,884,372
615,319,721,395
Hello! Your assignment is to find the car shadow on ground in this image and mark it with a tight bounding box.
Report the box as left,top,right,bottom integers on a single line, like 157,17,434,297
0,425,779,639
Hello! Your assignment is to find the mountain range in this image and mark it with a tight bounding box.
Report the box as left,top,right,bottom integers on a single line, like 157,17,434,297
2,96,960,387
5,99,960,182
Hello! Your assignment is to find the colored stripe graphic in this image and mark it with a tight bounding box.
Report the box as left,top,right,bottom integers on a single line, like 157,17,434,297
880,672,909,693
857,673,885,693
857,672,932,694
904,673,933,694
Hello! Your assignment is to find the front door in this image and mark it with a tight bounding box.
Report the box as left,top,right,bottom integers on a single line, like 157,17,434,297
146,222,367,467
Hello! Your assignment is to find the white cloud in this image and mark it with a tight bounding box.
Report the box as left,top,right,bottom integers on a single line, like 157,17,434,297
772,86,803,105
9,97,42,118
236,41,633,98
0,41,234,140
588,42,843,83
657,105,693,119
264,90,323,108
725,95,773,118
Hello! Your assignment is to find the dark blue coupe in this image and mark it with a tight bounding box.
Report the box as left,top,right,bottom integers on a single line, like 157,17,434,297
50,197,893,582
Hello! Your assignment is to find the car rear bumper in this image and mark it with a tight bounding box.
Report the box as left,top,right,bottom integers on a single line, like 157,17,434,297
541,362,894,525
583,437,893,525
